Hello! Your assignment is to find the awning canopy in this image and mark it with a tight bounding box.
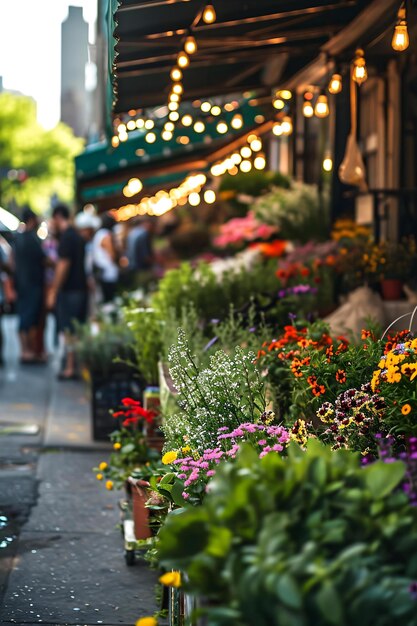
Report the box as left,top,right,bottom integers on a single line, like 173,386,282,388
109,0,385,117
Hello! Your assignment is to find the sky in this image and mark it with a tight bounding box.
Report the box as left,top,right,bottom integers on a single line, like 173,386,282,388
0,0,97,129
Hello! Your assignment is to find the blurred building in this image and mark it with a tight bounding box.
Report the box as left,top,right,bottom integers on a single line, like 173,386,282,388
60,6,89,137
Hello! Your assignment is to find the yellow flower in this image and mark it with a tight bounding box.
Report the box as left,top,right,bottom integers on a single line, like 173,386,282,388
96,473,103,481
99,462,108,471
182,446,191,454
386,367,401,384
113,442,122,450
136,618,158,626
105,480,114,490
159,571,181,587
162,451,178,465
402,404,412,415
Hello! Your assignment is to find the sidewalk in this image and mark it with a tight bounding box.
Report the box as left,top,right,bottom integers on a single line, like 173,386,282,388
0,316,158,625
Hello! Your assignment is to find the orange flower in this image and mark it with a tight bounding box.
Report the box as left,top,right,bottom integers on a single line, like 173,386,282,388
307,375,317,387
300,267,310,277
276,269,288,280
402,404,412,415
335,369,347,384
312,384,326,397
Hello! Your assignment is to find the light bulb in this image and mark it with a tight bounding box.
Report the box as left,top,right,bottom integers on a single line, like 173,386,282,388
117,123,126,133
162,130,173,141
172,83,183,95
169,93,180,103
170,67,182,81
352,49,367,85
188,192,201,206
303,100,314,118
240,146,252,158
169,111,180,121
211,105,221,116
127,120,136,130
181,114,193,127
184,35,197,55
202,3,216,24
323,156,333,172
145,119,155,129
177,51,189,68
392,7,409,51
273,98,285,110
216,121,228,134
145,132,156,143
231,152,242,165
119,132,128,142
111,136,119,148
240,160,252,173
201,101,211,113
127,178,143,194
194,121,205,133
136,118,144,128
254,155,266,170
204,189,216,204
231,114,243,130
281,116,293,135
250,138,262,152
272,122,283,136
328,73,342,94
314,95,329,118
168,101,179,111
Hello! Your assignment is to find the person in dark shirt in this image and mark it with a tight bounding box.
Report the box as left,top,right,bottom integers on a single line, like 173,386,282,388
47,204,87,380
12,208,45,363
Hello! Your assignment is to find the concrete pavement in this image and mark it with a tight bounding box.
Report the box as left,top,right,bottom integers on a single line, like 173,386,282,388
0,316,158,625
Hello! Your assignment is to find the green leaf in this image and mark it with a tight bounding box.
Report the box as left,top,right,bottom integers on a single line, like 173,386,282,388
121,443,135,454
315,581,344,625
364,461,406,499
276,574,302,610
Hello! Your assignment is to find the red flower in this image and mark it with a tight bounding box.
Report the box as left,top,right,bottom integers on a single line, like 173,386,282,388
276,269,288,280
122,416,139,427
112,411,125,418
300,267,310,277
122,397,142,407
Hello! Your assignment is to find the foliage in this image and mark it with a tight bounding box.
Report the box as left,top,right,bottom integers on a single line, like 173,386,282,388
163,329,266,452
219,170,291,216
0,92,83,212
252,182,328,243
76,321,136,378
123,307,163,384
363,239,417,282
158,440,417,626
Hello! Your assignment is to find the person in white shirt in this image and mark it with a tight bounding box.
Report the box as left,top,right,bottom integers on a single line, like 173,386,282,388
92,214,119,302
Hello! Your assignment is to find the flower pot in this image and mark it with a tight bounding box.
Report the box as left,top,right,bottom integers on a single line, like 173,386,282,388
128,477,152,540
381,279,403,301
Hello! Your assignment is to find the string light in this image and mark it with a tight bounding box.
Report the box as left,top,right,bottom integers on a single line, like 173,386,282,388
162,130,173,141
328,73,342,94
276,89,292,100
272,122,283,136
314,94,329,118
281,116,293,135
136,118,145,129
254,154,266,170
177,51,190,68
240,146,252,158
392,4,409,51
250,138,262,152
273,98,285,110
169,111,180,121
181,114,193,126
204,189,216,204
111,136,119,148
126,178,143,195
144,119,155,130
323,156,333,172
303,100,314,118
117,123,126,134
216,121,228,134
211,105,221,116
172,83,183,95
170,67,183,81
164,121,175,131
145,132,156,143
352,49,367,85
169,93,180,103
202,3,216,24
201,101,211,112
119,132,128,142
194,121,205,133
231,114,243,129
127,120,136,131
168,101,179,111
188,192,201,206
184,35,197,55
231,152,242,165
240,160,252,173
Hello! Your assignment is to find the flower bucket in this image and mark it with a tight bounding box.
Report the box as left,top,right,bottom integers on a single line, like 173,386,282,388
128,477,152,540
381,279,403,301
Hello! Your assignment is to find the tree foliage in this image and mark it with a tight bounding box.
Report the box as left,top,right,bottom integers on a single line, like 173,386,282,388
0,92,84,213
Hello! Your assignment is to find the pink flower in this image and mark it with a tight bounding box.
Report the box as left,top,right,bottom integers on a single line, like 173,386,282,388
206,470,215,477
258,439,267,446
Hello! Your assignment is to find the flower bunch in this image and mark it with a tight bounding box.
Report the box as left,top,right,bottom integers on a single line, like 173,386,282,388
112,397,157,428
213,211,278,249
331,218,371,242
371,335,417,436
163,421,291,504
315,384,386,454
363,239,416,282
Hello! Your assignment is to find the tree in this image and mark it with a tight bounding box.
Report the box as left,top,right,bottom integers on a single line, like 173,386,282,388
0,92,84,213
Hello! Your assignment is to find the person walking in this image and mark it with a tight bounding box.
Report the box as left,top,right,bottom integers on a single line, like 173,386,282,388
47,204,88,380
12,208,46,364
125,216,156,290
92,214,119,302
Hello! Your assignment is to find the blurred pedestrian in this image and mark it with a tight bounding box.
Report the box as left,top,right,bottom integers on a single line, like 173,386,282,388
125,216,156,290
47,204,87,380
12,208,45,363
92,214,119,302
0,235,13,365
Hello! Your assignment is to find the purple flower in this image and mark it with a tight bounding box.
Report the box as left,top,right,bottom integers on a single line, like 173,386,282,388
204,336,219,352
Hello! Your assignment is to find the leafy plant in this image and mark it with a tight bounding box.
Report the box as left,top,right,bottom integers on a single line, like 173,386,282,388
123,307,163,385
76,321,135,378
158,440,417,626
